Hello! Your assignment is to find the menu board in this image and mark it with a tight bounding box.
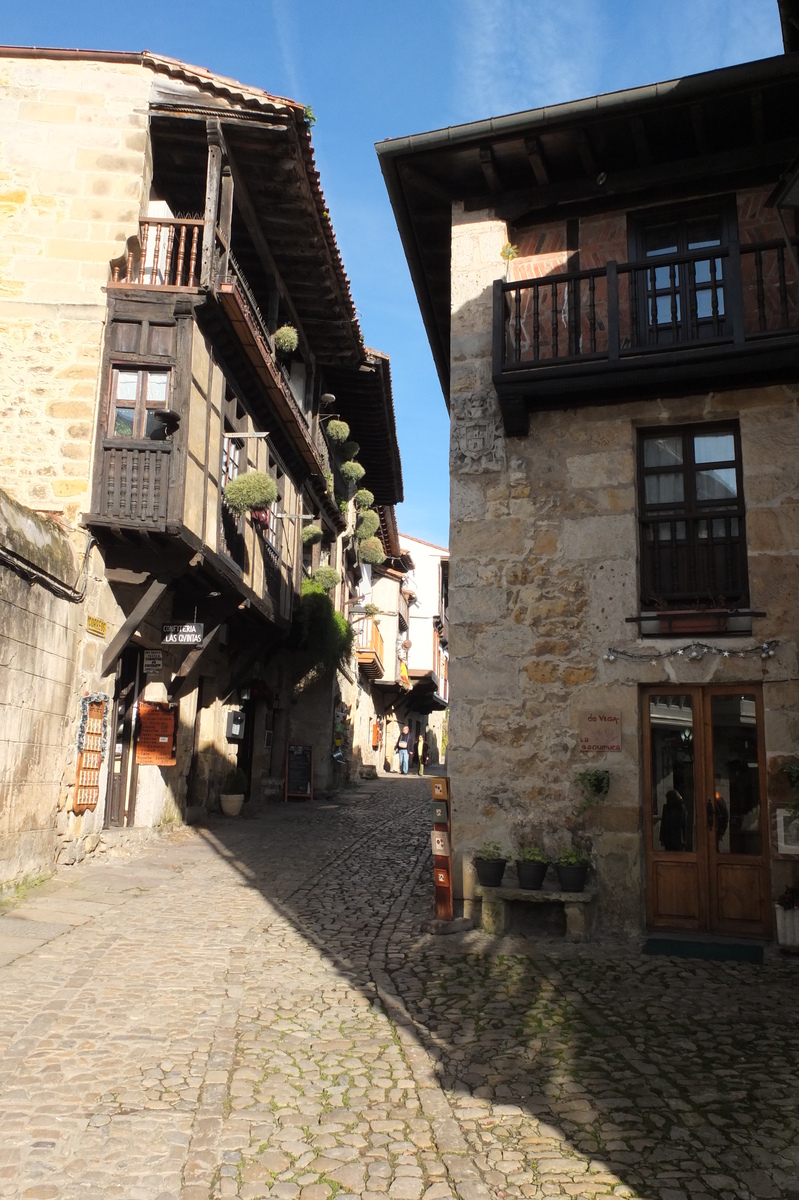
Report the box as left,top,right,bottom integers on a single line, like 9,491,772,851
285,744,313,801
136,701,177,766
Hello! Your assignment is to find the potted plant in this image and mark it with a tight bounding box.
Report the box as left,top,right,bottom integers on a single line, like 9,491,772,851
515,845,549,890
220,766,248,817
358,537,386,566
274,324,299,357
325,419,351,445
301,524,324,546
223,472,278,515
340,460,366,486
554,846,592,892
473,841,507,887
776,886,799,947
575,768,610,813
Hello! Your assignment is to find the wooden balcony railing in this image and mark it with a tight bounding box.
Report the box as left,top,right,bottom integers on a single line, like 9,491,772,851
95,440,173,528
493,238,799,419
356,617,385,679
109,218,204,288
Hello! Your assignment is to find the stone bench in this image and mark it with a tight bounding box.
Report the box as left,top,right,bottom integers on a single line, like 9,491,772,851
473,882,597,942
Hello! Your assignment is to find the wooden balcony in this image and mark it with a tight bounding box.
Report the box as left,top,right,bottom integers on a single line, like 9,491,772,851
493,238,799,432
398,589,410,632
93,440,175,530
109,218,204,289
356,617,385,679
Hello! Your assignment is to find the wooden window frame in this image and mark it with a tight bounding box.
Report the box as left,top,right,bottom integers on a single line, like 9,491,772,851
108,365,171,440
637,420,749,610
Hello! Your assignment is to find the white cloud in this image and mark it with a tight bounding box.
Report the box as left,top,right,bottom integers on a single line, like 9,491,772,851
269,0,303,101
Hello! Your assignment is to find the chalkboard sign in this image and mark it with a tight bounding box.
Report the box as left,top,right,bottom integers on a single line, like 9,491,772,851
285,744,313,801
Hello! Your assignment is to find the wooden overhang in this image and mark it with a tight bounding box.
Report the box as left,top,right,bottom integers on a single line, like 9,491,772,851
376,52,799,408
323,351,403,507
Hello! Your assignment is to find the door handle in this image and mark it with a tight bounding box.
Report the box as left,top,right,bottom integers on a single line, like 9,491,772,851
706,800,715,830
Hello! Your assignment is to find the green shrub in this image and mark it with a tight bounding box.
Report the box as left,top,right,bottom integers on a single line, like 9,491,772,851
358,537,385,565
311,565,340,592
222,767,248,794
340,460,366,485
353,488,374,510
223,472,278,514
301,524,323,545
274,325,299,355
554,846,592,866
516,845,547,862
342,441,360,460
297,580,354,676
326,419,350,444
475,841,506,862
354,509,380,541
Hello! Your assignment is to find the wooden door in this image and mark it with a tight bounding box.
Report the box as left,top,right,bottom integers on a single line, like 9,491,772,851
106,647,142,828
643,685,770,938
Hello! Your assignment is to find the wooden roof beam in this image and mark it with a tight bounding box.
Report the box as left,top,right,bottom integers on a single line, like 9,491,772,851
576,129,598,176
479,146,502,194
630,116,652,167
691,104,707,154
751,90,764,144
524,136,550,186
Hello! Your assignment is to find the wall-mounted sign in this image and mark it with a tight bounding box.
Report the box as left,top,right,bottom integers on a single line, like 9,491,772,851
136,701,177,765
143,650,163,675
432,800,448,824
162,622,203,646
431,830,451,857
86,615,107,638
74,696,108,813
226,710,246,742
579,709,622,753
430,777,450,800
434,865,450,888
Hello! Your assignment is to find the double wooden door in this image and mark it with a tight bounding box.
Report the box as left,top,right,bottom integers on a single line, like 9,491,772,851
643,684,770,938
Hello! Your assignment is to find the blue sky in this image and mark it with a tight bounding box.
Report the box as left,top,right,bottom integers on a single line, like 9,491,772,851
4,2,785,547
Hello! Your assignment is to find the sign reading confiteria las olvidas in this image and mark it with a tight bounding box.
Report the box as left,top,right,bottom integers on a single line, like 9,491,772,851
161,622,203,646
579,709,622,753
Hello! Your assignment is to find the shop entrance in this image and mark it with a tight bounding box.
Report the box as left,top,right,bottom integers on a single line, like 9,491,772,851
643,685,770,938
106,646,143,828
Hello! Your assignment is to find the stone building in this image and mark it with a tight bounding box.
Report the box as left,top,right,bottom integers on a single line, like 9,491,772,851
397,533,449,769
378,33,799,937
0,47,402,881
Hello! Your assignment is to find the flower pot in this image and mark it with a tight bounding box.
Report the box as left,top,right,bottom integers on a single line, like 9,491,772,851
516,860,548,890
474,858,507,887
555,863,589,892
220,792,244,817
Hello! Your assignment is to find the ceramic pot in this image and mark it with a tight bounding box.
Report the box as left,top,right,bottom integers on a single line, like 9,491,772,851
516,860,548,890
555,863,589,892
474,858,507,887
220,792,244,817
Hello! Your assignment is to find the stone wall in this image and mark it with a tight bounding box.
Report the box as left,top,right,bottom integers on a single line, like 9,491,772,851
447,202,799,936
0,55,152,523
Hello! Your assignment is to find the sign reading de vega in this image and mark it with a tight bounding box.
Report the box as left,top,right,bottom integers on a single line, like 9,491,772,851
162,622,204,646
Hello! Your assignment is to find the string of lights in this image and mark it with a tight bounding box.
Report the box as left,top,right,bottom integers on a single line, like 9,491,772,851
603,640,779,663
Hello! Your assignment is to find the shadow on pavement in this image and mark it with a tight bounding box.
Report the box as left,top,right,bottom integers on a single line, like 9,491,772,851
195,779,799,1200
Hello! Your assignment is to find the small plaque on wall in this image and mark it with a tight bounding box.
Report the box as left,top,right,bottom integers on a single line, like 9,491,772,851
579,710,622,753
431,830,451,857
430,777,450,800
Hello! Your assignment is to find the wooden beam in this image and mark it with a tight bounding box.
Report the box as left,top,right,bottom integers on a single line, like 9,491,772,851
479,146,502,194
400,164,454,205
525,136,550,186
630,116,652,167
101,574,172,676
201,121,224,289
751,90,764,144
690,104,707,154
576,129,598,176
167,621,224,701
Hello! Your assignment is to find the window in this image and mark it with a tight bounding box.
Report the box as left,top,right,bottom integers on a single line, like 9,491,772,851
109,368,170,438
633,206,731,348
638,423,748,609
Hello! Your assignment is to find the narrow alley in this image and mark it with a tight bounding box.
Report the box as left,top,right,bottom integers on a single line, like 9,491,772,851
1,778,797,1200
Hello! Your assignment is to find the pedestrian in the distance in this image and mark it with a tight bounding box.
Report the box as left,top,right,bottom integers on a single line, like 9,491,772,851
416,732,425,775
396,725,411,774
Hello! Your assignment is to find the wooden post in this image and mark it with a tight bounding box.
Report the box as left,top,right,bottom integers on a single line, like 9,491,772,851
201,121,224,289
218,165,234,283
430,777,453,921
606,260,620,360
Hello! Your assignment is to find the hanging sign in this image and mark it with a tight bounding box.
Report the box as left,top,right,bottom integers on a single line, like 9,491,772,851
143,650,163,674
162,622,203,646
136,701,177,765
578,709,622,753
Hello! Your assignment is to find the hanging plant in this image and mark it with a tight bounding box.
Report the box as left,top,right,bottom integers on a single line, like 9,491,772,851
301,524,324,545
311,565,340,591
340,460,366,485
355,509,380,541
223,472,278,515
274,325,299,356
341,441,360,460
359,537,385,566
575,769,611,814
326,419,350,445
353,488,374,510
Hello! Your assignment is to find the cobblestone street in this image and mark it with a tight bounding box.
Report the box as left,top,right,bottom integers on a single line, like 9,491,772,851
1,776,798,1200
